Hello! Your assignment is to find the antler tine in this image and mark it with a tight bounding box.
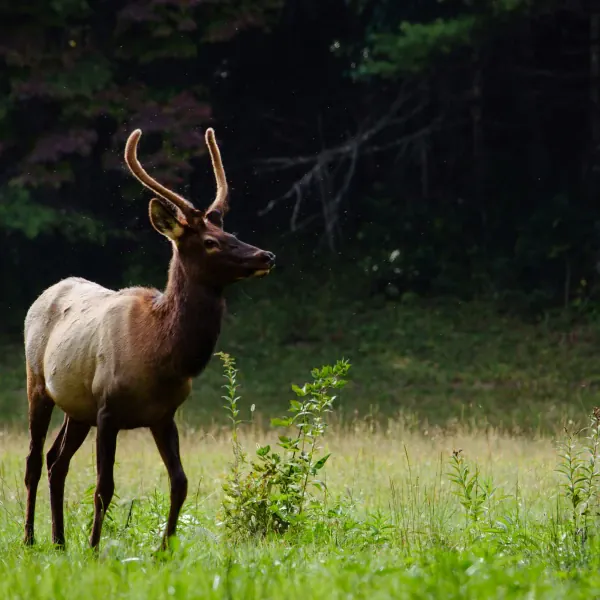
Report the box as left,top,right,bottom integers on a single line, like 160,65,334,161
124,129,195,214
205,128,229,215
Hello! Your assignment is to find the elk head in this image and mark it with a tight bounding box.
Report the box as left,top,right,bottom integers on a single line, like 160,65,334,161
124,128,275,287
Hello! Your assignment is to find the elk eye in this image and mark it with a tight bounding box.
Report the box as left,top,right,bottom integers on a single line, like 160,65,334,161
204,238,219,250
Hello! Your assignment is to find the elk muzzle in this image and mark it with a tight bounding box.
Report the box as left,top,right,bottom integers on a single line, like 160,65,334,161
251,250,276,277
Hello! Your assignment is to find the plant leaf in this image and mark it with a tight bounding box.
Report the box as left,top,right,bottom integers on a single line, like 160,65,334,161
313,453,331,470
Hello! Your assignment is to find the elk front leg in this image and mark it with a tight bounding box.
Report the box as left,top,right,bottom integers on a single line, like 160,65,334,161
151,416,188,551
47,416,91,548
89,410,118,549
23,371,54,546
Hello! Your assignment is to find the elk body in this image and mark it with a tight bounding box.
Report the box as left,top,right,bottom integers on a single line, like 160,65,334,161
23,128,275,550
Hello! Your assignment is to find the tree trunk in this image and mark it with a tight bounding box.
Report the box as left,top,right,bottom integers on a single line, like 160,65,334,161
589,9,600,200
471,47,486,229
419,137,429,199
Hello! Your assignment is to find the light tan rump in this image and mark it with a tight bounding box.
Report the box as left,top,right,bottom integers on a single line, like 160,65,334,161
24,276,170,424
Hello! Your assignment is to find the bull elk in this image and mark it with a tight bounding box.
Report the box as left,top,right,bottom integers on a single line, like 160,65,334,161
23,127,275,551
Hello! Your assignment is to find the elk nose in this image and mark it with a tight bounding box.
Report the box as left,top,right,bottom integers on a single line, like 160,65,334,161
263,251,276,265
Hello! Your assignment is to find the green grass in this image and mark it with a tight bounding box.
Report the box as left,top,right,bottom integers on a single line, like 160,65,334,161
0,425,599,598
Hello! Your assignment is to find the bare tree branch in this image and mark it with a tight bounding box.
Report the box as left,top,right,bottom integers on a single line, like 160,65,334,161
255,86,439,249
256,89,423,174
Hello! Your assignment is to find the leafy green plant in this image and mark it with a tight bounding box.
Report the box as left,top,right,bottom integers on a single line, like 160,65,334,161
447,449,497,527
217,352,247,512
217,353,351,539
556,408,600,540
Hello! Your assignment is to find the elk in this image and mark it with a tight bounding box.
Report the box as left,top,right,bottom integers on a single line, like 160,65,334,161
22,127,275,551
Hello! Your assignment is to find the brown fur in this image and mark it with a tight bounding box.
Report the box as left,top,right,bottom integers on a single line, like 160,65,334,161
22,127,275,550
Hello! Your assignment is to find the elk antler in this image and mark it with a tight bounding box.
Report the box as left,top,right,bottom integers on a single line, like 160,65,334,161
124,129,195,214
205,128,229,216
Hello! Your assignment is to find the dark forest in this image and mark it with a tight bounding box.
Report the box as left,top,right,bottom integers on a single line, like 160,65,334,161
2,0,600,329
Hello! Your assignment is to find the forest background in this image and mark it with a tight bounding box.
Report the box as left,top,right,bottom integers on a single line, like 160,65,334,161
1,0,599,430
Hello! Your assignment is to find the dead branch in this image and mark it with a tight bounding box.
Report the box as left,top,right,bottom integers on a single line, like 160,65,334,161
256,87,438,249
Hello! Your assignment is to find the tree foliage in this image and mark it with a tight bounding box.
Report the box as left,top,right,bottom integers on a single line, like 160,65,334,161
2,0,600,325
0,0,283,237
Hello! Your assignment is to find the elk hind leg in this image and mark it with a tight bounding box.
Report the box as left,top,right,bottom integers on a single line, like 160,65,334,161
23,367,54,545
89,409,118,549
47,416,91,548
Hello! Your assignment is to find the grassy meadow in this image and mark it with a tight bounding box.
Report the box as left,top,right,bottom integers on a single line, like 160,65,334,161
0,423,598,598
1,274,600,598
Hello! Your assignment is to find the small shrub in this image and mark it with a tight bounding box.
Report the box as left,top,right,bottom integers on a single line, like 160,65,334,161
447,449,497,528
556,407,600,541
217,352,350,539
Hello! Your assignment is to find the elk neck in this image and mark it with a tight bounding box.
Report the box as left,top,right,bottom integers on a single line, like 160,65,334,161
153,248,225,378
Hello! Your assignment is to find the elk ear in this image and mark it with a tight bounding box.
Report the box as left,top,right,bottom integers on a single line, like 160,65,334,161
149,198,186,241
204,208,223,228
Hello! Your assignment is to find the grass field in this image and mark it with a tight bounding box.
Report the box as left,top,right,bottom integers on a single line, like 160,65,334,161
2,273,600,598
0,423,599,598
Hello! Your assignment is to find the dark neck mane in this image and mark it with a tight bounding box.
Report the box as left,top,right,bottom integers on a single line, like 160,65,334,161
154,250,224,377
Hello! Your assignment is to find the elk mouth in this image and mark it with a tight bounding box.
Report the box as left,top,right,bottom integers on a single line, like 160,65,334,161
237,264,273,280
237,251,275,279
252,268,271,278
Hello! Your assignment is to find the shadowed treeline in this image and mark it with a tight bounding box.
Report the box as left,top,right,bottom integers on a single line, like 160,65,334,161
2,1,600,327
